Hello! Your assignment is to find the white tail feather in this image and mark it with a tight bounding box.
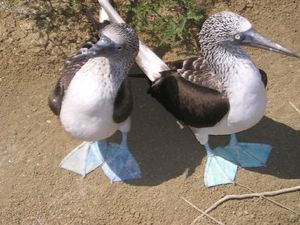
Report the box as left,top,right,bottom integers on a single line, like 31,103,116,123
98,0,170,81
99,5,110,23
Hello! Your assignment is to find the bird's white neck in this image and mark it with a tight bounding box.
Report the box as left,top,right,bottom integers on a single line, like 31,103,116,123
82,57,128,95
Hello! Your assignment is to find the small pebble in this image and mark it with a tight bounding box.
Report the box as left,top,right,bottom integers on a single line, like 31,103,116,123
134,211,140,218
109,215,115,220
130,209,136,214
237,211,243,217
46,120,51,124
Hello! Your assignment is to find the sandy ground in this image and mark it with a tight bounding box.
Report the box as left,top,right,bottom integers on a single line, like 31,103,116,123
0,0,299,224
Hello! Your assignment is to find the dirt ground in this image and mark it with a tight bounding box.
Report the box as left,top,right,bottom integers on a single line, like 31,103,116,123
0,0,299,224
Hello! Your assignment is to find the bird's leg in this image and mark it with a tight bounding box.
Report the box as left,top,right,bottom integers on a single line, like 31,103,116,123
204,143,213,155
229,133,238,146
215,133,272,168
120,132,128,148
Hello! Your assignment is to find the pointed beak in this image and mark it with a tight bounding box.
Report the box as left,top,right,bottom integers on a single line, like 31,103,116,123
88,35,116,57
240,28,299,58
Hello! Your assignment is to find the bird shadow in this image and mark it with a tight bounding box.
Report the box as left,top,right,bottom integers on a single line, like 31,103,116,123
111,78,300,186
237,117,300,179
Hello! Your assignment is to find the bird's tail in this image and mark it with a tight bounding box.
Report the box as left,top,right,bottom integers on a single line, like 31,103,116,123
98,0,170,82
99,0,117,23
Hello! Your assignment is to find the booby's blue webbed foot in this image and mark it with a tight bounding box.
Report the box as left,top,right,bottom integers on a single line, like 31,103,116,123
214,134,272,168
60,141,104,176
99,132,141,182
204,143,238,187
60,132,141,182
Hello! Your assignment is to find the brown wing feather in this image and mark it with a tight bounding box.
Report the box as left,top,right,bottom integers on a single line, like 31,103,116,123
166,56,224,93
259,69,267,87
149,70,229,128
113,78,133,123
149,56,230,127
48,58,89,116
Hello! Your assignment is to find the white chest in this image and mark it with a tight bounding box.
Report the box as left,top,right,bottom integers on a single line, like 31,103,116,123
225,61,267,132
191,51,268,143
198,59,267,138
60,58,121,141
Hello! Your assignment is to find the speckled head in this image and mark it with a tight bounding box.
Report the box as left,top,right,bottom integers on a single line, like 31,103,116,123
100,23,139,58
200,11,252,48
200,11,298,58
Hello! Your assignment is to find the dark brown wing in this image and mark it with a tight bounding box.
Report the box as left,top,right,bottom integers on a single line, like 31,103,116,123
48,77,64,116
48,54,90,116
113,78,133,123
259,69,267,87
149,57,229,128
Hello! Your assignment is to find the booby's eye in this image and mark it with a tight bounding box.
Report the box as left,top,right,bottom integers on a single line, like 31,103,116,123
233,33,245,42
234,34,241,40
117,46,123,51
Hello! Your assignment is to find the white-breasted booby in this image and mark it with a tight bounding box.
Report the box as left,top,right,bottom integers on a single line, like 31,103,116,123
99,1,298,187
48,21,141,182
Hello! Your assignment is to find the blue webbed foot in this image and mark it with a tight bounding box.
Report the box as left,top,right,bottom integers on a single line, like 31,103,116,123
215,134,272,168
60,141,104,176
99,140,141,182
60,132,141,182
204,144,238,187
99,132,141,182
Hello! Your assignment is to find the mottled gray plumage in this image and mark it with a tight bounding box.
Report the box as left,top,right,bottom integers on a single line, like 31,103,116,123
167,57,225,94
165,56,267,95
198,12,254,84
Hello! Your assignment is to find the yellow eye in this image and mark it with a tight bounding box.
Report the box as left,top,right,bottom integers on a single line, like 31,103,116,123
234,34,241,40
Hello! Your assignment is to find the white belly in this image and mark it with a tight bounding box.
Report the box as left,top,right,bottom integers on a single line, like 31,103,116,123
60,58,123,141
229,75,266,128
211,80,267,135
193,60,267,143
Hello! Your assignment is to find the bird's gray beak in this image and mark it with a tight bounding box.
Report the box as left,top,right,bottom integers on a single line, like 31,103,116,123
87,35,116,57
71,35,117,62
240,28,299,58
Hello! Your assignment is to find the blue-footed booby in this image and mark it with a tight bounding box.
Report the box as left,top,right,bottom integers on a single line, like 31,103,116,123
48,19,141,182
99,0,298,187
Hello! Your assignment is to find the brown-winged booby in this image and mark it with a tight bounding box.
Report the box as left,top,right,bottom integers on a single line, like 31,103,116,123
99,0,298,187
48,20,141,182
